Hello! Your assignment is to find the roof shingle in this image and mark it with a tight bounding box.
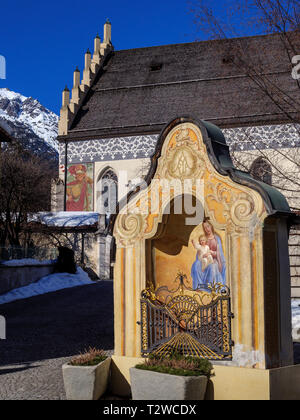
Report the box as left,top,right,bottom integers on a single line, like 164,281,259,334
63,33,300,140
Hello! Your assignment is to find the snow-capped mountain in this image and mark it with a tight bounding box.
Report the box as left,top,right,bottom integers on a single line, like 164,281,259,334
0,88,58,161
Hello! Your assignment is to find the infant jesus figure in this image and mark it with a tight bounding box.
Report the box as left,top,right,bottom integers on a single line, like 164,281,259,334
192,235,214,271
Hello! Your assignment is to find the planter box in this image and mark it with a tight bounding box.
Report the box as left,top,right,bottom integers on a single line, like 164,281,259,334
62,357,111,400
129,367,208,400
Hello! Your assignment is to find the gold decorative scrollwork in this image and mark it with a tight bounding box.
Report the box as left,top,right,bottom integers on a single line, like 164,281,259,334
116,213,144,241
205,176,263,231
221,299,231,353
168,146,197,179
157,127,206,182
141,301,148,352
230,193,255,227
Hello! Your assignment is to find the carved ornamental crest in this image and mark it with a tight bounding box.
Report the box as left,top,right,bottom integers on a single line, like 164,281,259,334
159,128,205,181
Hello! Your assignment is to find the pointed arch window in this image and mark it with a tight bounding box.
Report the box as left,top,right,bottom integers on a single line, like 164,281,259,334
97,169,118,224
250,158,272,185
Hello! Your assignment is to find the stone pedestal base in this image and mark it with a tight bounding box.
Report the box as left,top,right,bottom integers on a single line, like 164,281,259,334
207,364,300,400
110,356,300,400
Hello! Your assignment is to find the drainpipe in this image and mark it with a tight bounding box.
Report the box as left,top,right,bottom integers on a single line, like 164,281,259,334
64,139,68,211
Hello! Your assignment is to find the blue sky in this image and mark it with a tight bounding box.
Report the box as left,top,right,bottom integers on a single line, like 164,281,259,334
0,0,257,114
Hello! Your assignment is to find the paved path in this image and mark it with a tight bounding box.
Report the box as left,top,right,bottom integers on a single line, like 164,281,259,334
0,281,114,400
0,281,299,400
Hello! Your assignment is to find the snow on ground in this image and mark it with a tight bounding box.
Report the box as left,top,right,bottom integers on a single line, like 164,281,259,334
0,267,93,305
292,299,300,342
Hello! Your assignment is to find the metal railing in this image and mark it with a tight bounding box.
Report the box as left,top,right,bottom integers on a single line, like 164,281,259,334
139,273,233,361
289,226,300,298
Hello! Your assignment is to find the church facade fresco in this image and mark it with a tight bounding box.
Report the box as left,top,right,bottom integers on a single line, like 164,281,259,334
66,163,94,211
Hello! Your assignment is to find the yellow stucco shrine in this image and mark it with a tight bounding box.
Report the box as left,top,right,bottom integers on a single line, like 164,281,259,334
111,117,300,400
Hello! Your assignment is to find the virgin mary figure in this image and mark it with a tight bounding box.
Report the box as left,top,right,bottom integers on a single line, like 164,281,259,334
191,219,226,291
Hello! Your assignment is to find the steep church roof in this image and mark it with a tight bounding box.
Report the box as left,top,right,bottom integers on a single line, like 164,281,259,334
59,29,300,141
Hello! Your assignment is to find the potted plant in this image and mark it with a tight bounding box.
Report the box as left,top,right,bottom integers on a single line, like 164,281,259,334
130,353,213,400
62,348,111,400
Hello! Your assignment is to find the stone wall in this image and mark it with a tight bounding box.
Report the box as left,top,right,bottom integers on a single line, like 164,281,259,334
0,263,55,295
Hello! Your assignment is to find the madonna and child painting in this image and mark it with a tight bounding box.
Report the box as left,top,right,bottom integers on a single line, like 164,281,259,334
191,219,226,291
154,217,226,296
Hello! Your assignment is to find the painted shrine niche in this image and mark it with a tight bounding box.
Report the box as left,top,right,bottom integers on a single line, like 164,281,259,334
113,118,293,370
144,197,231,361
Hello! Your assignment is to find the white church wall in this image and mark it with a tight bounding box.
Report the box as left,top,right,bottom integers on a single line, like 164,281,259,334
94,157,151,213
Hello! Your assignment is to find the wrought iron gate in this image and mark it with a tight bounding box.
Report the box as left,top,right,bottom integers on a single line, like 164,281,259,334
289,225,300,298
140,273,234,360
